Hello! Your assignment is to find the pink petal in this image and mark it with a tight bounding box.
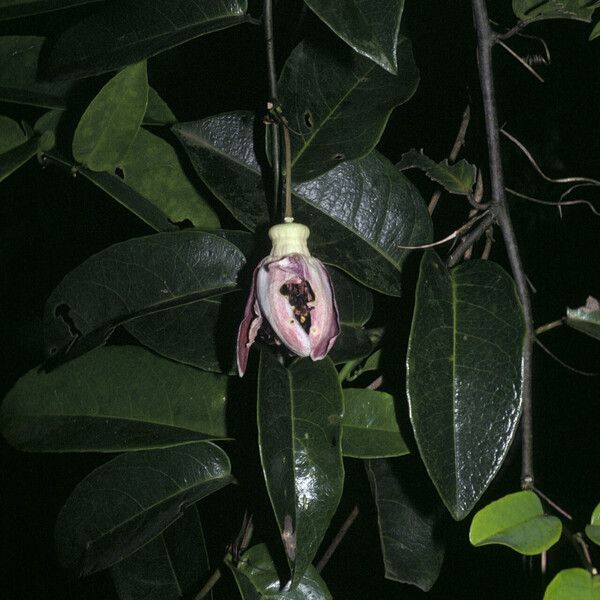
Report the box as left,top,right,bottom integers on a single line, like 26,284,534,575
236,263,264,377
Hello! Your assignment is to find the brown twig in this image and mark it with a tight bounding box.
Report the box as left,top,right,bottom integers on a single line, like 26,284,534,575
535,338,598,377
533,486,573,520
506,187,600,218
501,129,600,187
535,319,564,336
316,505,360,572
447,211,496,267
195,569,222,600
497,39,544,82
481,227,494,259
428,105,471,214
282,124,294,221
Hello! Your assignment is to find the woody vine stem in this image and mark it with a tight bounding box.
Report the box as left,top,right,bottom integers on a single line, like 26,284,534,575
471,0,535,488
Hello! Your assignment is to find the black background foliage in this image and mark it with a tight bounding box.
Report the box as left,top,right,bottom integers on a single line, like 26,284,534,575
1,1,599,598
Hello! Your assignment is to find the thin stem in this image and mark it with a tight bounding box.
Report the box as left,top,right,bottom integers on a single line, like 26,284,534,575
446,211,496,267
506,187,600,218
428,105,471,214
264,0,281,219
194,568,222,600
471,0,535,489
497,39,544,82
535,319,564,336
532,486,573,520
282,124,294,221
316,505,360,573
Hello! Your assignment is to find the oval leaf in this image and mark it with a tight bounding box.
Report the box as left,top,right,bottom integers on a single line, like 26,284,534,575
407,251,526,519
304,0,405,74
120,128,219,228
55,442,232,575
173,111,432,296
0,36,75,108
513,0,600,22
72,61,148,171
227,543,332,599
544,568,600,600
470,491,562,554
1,345,229,452
45,0,249,80
365,457,445,591
567,296,600,341
0,0,101,20
585,502,600,546
258,350,344,587
342,389,408,458
43,231,245,364
110,505,211,600
278,34,419,181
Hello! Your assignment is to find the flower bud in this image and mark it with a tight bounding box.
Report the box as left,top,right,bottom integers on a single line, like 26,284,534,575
236,223,340,376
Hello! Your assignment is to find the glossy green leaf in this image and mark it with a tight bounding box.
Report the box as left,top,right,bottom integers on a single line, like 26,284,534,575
346,348,382,381
278,35,418,181
173,111,432,296
45,0,249,80
258,350,344,587
145,87,177,125
470,491,562,554
342,389,408,458
72,62,148,172
1,345,229,452
0,0,101,20
304,0,405,74
585,502,600,546
120,128,219,228
55,442,232,575
43,231,245,365
407,251,526,520
366,458,445,591
328,325,373,364
544,568,600,600
513,0,600,22
397,148,476,195
110,505,211,600
0,36,75,108
566,296,600,341
227,543,332,599
0,130,54,183
0,115,27,153
590,20,600,39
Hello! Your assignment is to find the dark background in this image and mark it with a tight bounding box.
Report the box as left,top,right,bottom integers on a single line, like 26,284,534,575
1,1,599,598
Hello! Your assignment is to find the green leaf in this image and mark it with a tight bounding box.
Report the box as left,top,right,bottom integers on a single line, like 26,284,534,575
346,348,382,381
566,296,600,341
55,442,232,576
110,505,211,600
397,148,476,195
0,130,54,183
0,115,27,153
590,20,600,39
0,0,101,21
43,231,245,367
173,111,432,296
227,543,332,599
144,87,177,125
1,345,229,452
0,36,75,108
365,458,445,591
585,502,600,546
342,389,408,458
120,128,219,228
73,62,148,172
257,351,344,587
544,568,600,600
407,251,526,520
278,35,418,181
470,491,562,554
513,0,600,22
45,0,249,80
304,0,405,74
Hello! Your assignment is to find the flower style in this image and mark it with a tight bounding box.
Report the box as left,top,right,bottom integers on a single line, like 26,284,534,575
236,222,340,376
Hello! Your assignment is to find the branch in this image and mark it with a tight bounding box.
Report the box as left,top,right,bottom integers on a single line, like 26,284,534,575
446,210,496,267
471,0,536,489
316,505,360,572
264,0,281,219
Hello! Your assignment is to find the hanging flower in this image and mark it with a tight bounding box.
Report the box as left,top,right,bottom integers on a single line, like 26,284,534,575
236,222,340,376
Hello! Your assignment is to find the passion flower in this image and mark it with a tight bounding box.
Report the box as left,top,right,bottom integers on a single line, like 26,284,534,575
236,222,340,376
